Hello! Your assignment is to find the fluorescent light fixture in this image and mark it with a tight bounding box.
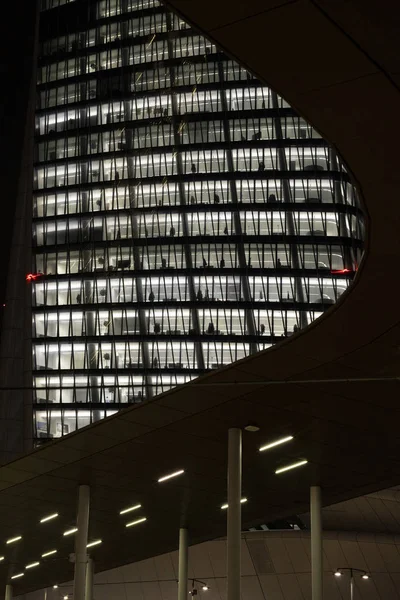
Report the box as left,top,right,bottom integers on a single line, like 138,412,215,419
275,460,308,474
362,574,369,580
126,517,147,528
158,469,184,483
0,557,4,562
87,540,102,548
63,528,78,536
334,572,341,577
6,536,22,545
11,573,24,580
26,562,40,569
40,513,59,523
202,586,209,591
259,435,294,452
120,503,141,515
42,550,57,558
53,585,59,589
221,498,248,510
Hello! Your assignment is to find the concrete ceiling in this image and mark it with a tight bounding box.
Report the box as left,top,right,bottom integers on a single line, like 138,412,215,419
2,368,400,595
2,0,400,594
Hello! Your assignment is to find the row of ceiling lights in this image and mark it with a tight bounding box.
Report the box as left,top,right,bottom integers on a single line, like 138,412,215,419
2,468,189,581
3,435,306,582
8,534,103,581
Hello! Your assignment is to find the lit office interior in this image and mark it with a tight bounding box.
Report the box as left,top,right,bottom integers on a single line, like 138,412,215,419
33,0,364,441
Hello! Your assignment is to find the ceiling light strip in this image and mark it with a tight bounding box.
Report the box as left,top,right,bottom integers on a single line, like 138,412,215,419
87,540,102,548
63,528,78,536
40,513,59,523
120,504,141,515
259,435,294,452
42,550,57,558
6,536,22,545
275,460,308,474
158,469,184,483
126,517,147,528
25,562,40,569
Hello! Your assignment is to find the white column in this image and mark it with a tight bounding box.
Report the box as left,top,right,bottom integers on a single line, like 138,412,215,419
227,427,242,600
178,528,189,600
310,486,323,600
5,585,12,600
73,484,90,600
85,557,94,600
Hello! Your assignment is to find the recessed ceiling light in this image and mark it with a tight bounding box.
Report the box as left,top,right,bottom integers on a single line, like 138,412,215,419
334,571,341,577
158,469,184,483
202,586,209,591
120,504,141,515
244,424,260,432
275,460,308,474
40,513,59,523
53,585,59,589
63,528,78,536
42,550,57,558
362,574,369,580
86,540,102,548
221,498,247,510
26,562,40,569
11,573,24,580
126,517,147,528
259,435,294,452
6,536,22,545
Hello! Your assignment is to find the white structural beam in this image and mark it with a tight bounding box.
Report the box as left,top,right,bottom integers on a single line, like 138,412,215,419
310,485,323,600
73,485,90,600
227,427,242,600
178,528,189,600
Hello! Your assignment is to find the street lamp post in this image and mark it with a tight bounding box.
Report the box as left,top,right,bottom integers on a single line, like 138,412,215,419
189,579,211,595
335,567,370,599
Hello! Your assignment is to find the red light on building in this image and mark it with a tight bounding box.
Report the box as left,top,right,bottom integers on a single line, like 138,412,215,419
26,273,43,282
330,268,353,275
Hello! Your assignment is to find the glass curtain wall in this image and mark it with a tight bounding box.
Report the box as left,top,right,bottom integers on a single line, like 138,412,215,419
33,0,365,442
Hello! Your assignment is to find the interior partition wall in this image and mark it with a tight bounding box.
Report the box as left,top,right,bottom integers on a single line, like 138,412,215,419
32,0,365,442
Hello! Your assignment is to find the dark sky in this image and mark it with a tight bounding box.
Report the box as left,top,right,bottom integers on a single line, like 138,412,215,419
0,1,38,305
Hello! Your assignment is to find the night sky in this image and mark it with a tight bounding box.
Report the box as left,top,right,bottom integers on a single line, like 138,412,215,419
0,1,38,305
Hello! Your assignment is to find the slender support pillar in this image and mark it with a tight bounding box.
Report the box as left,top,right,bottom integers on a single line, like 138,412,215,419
5,585,12,600
350,570,354,600
310,486,323,600
227,428,242,600
73,485,90,600
178,528,188,600
85,557,94,600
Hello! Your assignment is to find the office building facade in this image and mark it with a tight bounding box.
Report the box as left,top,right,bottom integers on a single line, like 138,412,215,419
33,0,364,441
